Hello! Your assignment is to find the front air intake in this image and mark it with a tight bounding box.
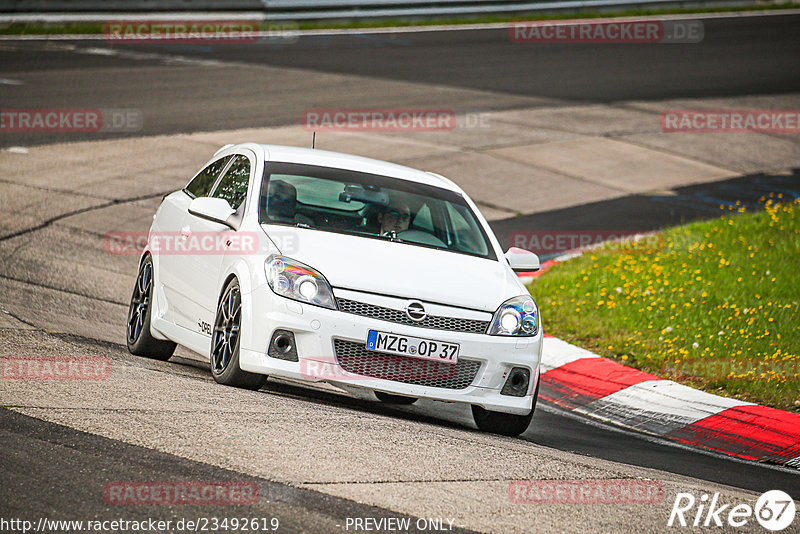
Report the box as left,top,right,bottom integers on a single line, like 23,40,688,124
268,329,298,362
501,367,530,397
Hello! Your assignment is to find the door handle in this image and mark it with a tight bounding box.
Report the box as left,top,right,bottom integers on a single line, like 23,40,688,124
179,226,191,239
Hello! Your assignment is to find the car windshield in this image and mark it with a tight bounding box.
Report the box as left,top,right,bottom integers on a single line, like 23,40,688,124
259,162,496,260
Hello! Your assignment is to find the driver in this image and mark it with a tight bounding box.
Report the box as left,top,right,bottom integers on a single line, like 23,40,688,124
377,201,411,236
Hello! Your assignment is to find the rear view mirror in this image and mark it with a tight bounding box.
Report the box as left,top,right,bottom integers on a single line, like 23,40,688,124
505,247,540,272
339,184,389,206
188,197,236,229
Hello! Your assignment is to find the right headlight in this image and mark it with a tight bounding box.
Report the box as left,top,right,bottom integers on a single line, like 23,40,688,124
264,255,337,310
487,296,539,337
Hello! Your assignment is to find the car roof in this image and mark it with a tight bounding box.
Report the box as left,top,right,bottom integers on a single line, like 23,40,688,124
254,144,459,191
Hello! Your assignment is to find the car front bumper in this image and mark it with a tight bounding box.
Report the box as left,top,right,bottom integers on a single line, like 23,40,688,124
239,288,542,415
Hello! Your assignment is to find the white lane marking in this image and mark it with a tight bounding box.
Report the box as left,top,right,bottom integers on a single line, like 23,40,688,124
540,336,601,372
44,43,76,51
75,47,118,56
6,147,29,154
0,77,23,85
72,45,225,67
575,379,753,436
0,9,799,40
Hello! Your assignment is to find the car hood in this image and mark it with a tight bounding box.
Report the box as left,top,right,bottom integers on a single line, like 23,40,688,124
262,225,525,312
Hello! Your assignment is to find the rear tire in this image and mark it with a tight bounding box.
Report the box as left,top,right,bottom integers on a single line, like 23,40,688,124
472,374,539,436
375,391,418,405
126,255,176,360
210,278,267,391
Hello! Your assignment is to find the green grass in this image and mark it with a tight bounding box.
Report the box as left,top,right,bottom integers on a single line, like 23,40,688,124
0,3,797,35
529,195,800,412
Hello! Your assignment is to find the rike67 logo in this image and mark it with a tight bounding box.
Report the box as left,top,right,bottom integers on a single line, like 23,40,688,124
668,490,796,531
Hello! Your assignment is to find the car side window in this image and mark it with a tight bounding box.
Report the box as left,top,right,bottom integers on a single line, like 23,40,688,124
211,155,251,210
185,155,232,198
445,202,488,255
412,203,434,233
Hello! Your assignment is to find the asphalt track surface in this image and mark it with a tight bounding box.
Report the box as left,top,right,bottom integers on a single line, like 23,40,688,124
2,409,464,534
491,169,800,254
2,11,800,532
1,13,799,147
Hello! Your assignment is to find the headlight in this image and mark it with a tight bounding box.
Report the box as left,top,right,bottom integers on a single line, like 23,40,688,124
487,296,538,336
265,255,337,310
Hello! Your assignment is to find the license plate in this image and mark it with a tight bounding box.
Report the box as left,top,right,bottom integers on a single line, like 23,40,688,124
366,330,459,364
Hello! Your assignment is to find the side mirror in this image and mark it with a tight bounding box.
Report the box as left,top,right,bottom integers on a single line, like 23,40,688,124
188,197,236,229
505,247,540,272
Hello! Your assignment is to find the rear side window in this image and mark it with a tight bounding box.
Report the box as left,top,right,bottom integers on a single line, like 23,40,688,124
211,155,251,210
185,155,232,198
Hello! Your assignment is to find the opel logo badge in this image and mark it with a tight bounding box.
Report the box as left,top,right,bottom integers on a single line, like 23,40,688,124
405,301,427,322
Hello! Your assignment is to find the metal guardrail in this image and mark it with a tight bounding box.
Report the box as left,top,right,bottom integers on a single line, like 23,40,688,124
0,1,264,10
0,0,758,20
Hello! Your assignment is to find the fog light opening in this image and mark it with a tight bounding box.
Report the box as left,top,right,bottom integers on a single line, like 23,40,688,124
273,334,293,354
268,329,298,362
511,372,525,388
501,367,530,397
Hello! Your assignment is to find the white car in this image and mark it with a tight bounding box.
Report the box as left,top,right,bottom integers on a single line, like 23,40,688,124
126,143,542,435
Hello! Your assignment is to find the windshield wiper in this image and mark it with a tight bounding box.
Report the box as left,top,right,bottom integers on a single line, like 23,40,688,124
280,222,404,243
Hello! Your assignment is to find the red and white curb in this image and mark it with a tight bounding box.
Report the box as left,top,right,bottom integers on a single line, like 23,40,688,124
537,335,800,467
520,250,800,468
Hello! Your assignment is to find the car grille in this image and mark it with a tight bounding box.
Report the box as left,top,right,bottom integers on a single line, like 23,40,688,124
335,298,489,335
333,339,481,389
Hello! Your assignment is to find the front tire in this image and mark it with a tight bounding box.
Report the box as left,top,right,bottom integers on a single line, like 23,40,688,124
127,255,176,360
210,278,267,391
472,375,539,436
471,406,533,436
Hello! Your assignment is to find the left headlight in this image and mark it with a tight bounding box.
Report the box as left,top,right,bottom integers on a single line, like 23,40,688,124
487,295,539,336
265,255,337,310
